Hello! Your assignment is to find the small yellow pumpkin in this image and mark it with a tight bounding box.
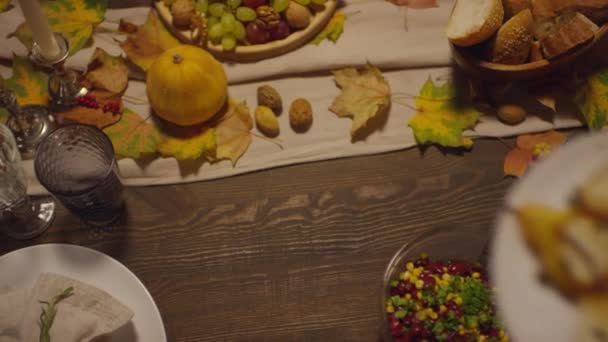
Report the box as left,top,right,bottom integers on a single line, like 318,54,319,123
146,45,228,126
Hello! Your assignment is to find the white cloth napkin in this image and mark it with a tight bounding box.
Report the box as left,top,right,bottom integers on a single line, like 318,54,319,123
0,273,134,342
0,0,455,84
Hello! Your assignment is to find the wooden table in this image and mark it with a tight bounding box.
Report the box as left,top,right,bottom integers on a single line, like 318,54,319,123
0,138,514,341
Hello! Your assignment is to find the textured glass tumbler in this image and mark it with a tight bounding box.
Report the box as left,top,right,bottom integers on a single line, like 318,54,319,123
34,124,124,226
0,123,55,239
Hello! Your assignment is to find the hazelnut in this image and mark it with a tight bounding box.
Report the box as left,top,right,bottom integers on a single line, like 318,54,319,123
289,98,313,132
171,0,195,29
497,104,527,125
285,1,311,29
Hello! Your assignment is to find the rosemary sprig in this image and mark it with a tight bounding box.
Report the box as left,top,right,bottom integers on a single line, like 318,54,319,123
38,286,74,342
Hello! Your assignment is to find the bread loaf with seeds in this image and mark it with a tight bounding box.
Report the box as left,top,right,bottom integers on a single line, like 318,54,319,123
489,9,535,64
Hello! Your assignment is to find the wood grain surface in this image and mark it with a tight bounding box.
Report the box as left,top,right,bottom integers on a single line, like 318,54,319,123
0,138,515,342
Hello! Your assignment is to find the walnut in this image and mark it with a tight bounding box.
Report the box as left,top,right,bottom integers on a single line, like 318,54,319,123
255,6,280,30
171,0,195,29
257,85,282,114
190,13,208,48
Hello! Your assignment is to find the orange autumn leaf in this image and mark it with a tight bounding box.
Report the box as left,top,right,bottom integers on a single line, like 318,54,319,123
516,130,569,150
504,148,534,177
83,48,129,95
504,131,570,177
58,90,122,129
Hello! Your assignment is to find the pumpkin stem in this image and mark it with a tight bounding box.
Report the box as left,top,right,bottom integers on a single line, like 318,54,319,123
173,54,183,64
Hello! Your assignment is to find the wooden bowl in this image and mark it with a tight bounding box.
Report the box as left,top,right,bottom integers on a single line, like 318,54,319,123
155,1,337,63
450,23,608,82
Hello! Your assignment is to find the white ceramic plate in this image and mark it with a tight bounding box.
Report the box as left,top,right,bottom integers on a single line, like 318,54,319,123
490,132,608,342
0,243,167,342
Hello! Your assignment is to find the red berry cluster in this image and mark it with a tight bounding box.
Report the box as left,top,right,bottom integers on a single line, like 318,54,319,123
77,94,99,109
76,95,121,115
103,102,121,115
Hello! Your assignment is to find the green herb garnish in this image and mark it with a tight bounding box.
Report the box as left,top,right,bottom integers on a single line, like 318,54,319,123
461,278,490,316
38,287,74,342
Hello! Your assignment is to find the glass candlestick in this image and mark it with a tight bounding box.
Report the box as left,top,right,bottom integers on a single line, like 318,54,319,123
0,88,55,159
30,32,86,110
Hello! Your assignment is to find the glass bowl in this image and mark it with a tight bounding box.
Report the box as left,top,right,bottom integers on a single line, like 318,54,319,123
380,226,492,341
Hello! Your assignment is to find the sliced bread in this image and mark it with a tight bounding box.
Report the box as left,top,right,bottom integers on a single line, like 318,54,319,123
447,0,504,47
489,8,535,64
532,0,608,23
539,12,599,59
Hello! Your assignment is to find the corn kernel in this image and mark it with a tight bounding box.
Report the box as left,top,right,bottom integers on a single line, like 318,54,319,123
386,304,395,313
447,293,454,300
415,280,424,289
479,336,487,342
416,292,423,299
429,312,438,320
406,262,414,271
442,273,451,281
458,325,465,335
400,271,411,280
416,311,426,321
405,293,412,300
415,303,422,311
455,296,463,305
413,268,423,277
439,305,447,313
472,272,481,279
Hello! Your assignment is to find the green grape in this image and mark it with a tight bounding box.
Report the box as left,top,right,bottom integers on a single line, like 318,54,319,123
227,0,242,9
294,0,311,5
311,0,326,4
222,34,237,51
207,16,220,28
209,22,224,43
195,0,208,13
221,12,236,33
271,0,289,12
235,6,256,22
208,2,226,17
233,20,246,40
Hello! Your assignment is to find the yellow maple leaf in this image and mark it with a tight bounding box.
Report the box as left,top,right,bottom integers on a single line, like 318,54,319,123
158,127,217,160
575,68,608,130
120,10,181,72
4,55,49,107
214,100,253,165
103,108,162,160
330,63,391,137
310,11,345,45
0,0,12,12
408,78,480,148
12,0,107,55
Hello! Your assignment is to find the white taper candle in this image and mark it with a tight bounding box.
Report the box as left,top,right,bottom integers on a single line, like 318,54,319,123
17,0,61,61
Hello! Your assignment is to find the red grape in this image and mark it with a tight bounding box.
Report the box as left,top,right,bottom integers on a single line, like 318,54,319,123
243,0,266,8
246,21,270,44
269,20,290,40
